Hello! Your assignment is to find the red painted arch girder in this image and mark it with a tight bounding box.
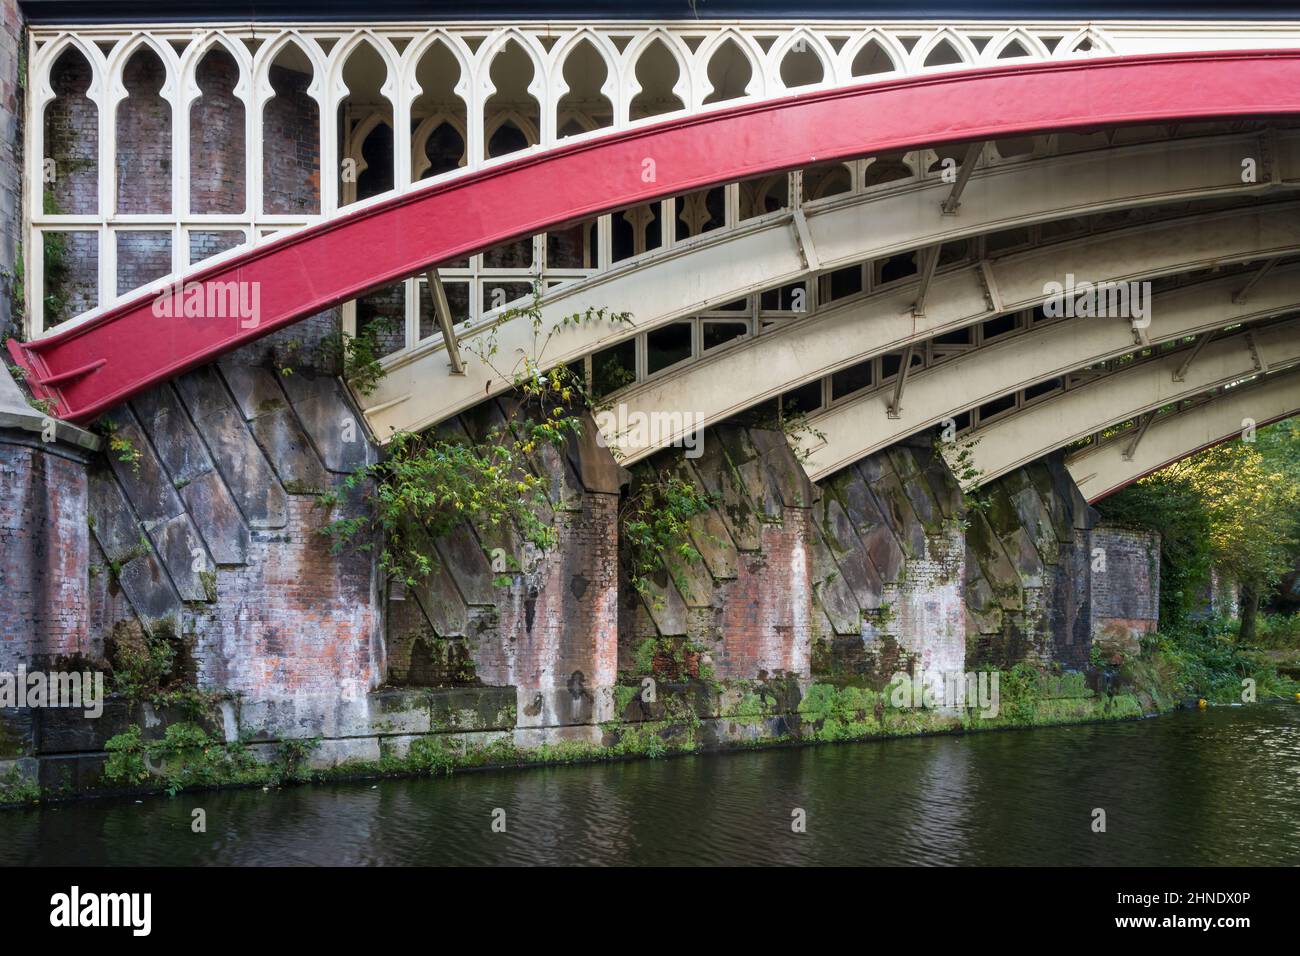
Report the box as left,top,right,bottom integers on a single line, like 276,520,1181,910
12,49,1300,425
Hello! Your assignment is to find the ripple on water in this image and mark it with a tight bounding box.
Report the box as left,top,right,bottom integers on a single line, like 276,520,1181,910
3,705,1298,866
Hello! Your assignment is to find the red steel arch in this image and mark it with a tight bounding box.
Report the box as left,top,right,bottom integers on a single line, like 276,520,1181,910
12,49,1300,424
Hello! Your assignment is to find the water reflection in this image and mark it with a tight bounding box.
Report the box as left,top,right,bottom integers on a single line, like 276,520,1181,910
3,705,1298,866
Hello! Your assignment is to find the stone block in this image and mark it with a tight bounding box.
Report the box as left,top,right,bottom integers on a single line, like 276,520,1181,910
250,405,330,494
116,549,182,630
218,361,288,420
176,366,287,528
435,522,495,607
179,469,250,565
131,384,213,484
103,407,184,525
88,465,144,562
148,512,213,602
411,564,468,638
282,375,372,474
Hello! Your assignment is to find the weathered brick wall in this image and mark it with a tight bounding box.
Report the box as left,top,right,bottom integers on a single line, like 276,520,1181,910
385,400,623,736
190,48,245,214
0,434,92,670
44,48,97,216
263,63,320,215
1088,524,1161,657
115,49,171,215
617,424,816,682
963,454,1097,669
85,358,383,736
812,440,964,687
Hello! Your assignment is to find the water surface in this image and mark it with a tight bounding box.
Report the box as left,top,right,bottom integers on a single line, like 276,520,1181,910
4,704,1298,866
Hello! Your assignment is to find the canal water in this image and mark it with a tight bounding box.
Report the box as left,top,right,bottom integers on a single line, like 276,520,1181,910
3,704,1298,866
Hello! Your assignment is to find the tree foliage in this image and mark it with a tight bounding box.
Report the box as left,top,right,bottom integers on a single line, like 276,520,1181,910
1097,419,1300,630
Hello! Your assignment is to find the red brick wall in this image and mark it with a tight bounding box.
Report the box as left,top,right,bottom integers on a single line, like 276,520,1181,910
190,49,245,214
0,437,92,669
115,48,171,214
711,509,813,679
262,64,320,215
190,495,379,701
500,492,620,693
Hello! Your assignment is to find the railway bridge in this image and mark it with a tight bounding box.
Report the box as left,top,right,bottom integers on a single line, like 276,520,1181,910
0,1,1296,781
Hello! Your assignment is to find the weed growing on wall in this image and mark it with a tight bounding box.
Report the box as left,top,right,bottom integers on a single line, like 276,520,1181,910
621,467,717,600
322,295,728,592
321,314,402,396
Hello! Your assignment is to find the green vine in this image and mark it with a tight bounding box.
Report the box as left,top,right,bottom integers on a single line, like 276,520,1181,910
320,295,634,587
937,432,991,524
621,467,717,600
322,314,402,397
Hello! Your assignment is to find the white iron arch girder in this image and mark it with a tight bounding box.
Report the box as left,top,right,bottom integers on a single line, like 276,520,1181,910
587,201,1300,466
964,319,1300,485
797,263,1300,480
1066,370,1300,502
362,129,1300,437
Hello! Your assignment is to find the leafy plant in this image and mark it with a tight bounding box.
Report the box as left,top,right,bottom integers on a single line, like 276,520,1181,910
95,420,144,475
620,467,717,599
321,295,631,587
323,314,402,397
937,432,991,520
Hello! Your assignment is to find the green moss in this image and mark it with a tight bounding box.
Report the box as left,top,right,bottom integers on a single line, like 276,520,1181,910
103,723,322,796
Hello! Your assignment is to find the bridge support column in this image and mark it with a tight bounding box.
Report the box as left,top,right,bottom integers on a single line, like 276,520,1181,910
0,365,99,785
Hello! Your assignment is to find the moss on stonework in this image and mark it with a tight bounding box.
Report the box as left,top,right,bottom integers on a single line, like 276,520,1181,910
8,632,1260,808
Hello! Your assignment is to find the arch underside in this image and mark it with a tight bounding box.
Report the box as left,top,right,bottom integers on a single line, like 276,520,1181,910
11,49,1300,430
1065,370,1300,502
963,322,1300,487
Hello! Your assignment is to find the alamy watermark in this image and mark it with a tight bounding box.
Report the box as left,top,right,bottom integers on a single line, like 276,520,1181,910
594,405,705,459
888,665,1000,718
0,666,104,718
151,278,262,329
1042,274,1151,328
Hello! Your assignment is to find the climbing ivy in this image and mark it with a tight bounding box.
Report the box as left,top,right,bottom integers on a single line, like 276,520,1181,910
936,431,991,525
320,295,641,587
621,467,717,599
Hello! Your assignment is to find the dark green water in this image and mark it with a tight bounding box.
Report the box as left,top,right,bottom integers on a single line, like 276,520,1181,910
4,704,1299,866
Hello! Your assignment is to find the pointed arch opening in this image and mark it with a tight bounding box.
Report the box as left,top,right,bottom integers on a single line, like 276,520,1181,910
116,46,170,214
338,41,395,206
630,38,684,120
923,38,964,68
851,39,896,77
780,40,824,88
557,39,612,137
704,38,753,105
484,39,539,160
411,39,466,181
190,46,245,214
44,46,97,216
261,41,319,215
